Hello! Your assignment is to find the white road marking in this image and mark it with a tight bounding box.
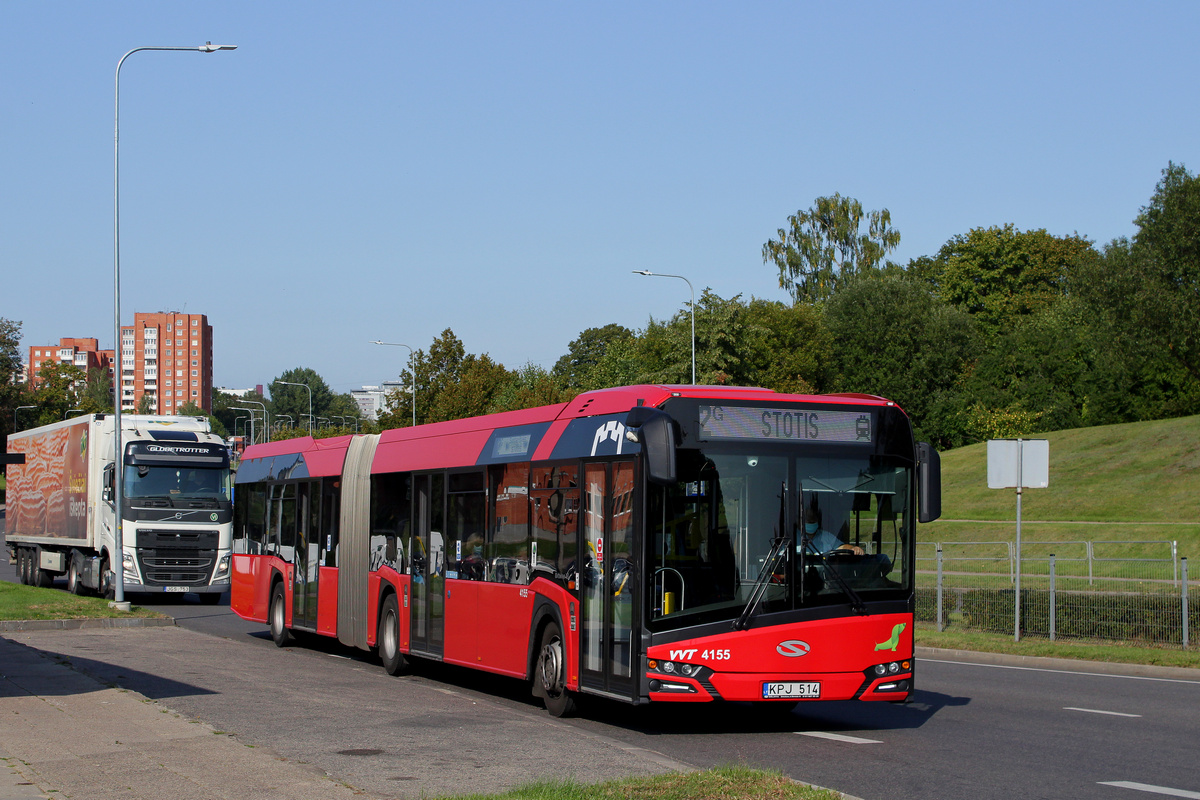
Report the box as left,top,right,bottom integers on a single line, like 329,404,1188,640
796,731,882,744
924,658,1200,686
1099,781,1200,798
1064,707,1142,717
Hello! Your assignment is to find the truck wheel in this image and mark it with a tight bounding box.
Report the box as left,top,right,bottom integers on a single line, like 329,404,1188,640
379,594,407,676
67,557,86,595
34,562,53,589
536,621,577,717
17,548,29,585
99,556,114,600
270,582,292,647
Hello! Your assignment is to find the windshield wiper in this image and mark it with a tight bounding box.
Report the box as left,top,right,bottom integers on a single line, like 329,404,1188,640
734,481,791,631
802,537,868,614
733,535,789,631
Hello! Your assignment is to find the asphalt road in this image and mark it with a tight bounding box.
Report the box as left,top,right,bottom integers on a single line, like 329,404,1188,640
5,520,1200,800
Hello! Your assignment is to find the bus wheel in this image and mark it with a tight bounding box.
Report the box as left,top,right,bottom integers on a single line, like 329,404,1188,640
270,582,292,647
379,594,408,676
536,621,576,718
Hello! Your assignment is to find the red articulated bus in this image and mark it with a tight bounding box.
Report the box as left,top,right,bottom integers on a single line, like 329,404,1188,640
231,384,940,716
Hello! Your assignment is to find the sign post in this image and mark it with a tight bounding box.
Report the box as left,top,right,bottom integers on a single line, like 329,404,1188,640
988,439,1049,642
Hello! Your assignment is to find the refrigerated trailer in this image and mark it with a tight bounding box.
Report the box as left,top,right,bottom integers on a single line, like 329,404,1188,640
5,414,233,602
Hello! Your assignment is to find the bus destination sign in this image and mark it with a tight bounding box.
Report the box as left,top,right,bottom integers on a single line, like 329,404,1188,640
699,405,873,444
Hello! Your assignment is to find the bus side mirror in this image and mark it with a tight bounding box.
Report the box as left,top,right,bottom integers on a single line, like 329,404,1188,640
917,441,941,523
624,407,677,486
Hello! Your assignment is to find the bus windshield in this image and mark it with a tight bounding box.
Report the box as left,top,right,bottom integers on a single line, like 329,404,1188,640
646,446,913,632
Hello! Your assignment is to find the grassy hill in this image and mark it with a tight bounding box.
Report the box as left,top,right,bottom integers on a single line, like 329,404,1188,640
921,414,1200,557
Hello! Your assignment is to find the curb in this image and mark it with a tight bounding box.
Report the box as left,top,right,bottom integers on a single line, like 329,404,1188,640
916,645,1200,681
0,616,175,632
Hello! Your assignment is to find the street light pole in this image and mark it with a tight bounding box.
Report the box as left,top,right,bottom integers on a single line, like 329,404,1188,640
111,42,237,611
633,270,695,385
14,405,36,432
238,399,269,444
371,340,417,427
230,408,259,446
275,381,313,436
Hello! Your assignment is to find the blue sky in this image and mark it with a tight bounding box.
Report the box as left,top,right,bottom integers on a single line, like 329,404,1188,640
3,2,1197,396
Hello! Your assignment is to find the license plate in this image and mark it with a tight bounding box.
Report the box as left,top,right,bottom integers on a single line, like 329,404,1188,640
163,586,190,593
763,681,820,699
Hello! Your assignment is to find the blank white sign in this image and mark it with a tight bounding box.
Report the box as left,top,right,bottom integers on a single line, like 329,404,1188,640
987,439,1049,489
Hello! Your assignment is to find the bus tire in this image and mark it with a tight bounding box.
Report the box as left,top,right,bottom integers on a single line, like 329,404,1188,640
378,594,407,676
270,581,292,647
536,621,576,718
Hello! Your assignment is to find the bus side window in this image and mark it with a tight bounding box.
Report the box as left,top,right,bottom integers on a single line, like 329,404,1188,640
490,463,530,585
369,473,409,573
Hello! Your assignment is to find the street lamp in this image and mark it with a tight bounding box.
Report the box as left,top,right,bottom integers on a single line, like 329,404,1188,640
275,381,313,436
111,42,237,611
632,270,695,385
371,340,417,427
14,405,35,431
231,407,260,445
238,399,269,444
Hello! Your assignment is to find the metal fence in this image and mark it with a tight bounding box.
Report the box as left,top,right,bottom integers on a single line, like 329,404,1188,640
916,540,1194,648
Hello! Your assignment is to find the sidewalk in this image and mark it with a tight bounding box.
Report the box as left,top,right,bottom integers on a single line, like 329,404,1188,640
0,634,363,800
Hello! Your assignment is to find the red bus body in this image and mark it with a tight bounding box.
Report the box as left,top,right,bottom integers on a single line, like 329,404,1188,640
232,385,935,713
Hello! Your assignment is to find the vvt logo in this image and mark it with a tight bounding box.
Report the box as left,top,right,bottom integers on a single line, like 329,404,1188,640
776,640,811,657
591,420,626,456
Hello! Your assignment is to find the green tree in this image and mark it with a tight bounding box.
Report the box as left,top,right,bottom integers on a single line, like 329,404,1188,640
910,224,1098,340
762,193,901,304
80,367,113,414
269,367,344,431
491,363,568,413
28,361,87,427
823,275,979,448
136,393,154,414
741,299,833,394
0,318,24,443
378,329,513,428
1078,163,1200,390
552,324,634,392
178,400,228,437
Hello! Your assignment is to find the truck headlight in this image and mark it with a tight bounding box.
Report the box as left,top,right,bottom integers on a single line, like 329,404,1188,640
213,554,231,581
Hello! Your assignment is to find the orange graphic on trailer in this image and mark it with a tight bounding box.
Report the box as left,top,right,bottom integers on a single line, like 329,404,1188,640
6,424,89,540
874,622,906,652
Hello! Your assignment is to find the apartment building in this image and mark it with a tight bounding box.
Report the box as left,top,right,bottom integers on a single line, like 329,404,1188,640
119,312,214,414
26,338,115,386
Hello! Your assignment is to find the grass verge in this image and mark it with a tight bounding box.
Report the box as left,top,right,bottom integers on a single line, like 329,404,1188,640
451,766,838,800
915,622,1200,669
0,581,165,621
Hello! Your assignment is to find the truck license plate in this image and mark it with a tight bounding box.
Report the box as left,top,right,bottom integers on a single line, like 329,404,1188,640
164,586,189,593
763,681,820,699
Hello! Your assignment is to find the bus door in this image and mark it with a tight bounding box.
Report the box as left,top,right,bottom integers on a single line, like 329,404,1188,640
291,481,321,630
579,460,639,700
410,473,446,658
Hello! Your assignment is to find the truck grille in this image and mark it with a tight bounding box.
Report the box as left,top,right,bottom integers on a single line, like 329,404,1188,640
135,529,219,586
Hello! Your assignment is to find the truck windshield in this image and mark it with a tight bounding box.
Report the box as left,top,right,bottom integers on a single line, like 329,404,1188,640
124,464,233,505
646,446,913,632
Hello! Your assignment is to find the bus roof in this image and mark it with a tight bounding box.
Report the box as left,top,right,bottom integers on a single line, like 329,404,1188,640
235,385,901,482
